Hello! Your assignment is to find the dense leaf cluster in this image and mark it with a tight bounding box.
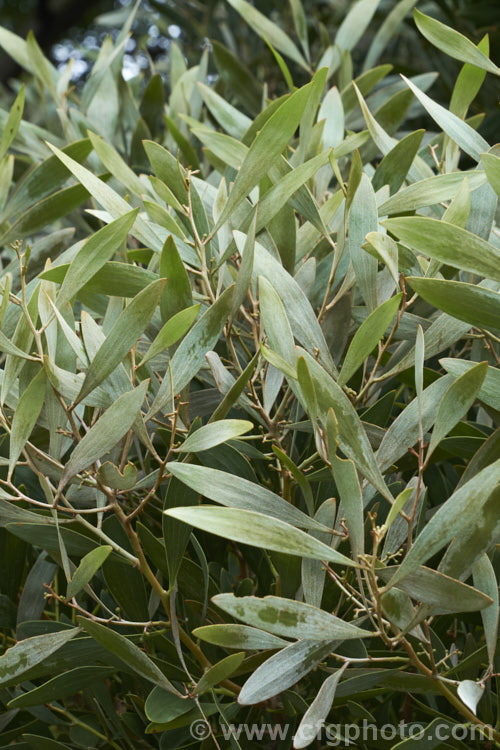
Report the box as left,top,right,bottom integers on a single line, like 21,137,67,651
0,2,499,748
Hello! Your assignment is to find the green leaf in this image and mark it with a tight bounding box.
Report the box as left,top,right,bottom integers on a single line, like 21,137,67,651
377,375,453,471
348,173,378,311
226,0,308,70
0,84,24,160
147,286,233,418
384,487,413,531
7,665,113,708
364,0,417,70
88,130,149,198
57,210,138,309
383,216,500,282
378,170,486,215
0,26,37,75
408,277,500,332
164,506,358,567
77,617,181,694
159,235,193,323
42,261,157,299
401,75,489,161
8,367,46,479
426,361,487,459
213,594,371,640
60,380,149,488
44,359,111,408
339,294,402,385
259,275,295,366
144,687,194,723
301,352,392,502
326,410,364,559
450,35,489,119
363,232,399,285
440,359,500,412
289,0,310,62
78,280,165,402
294,665,348,749
166,462,329,532
139,304,200,366
378,565,493,613
0,331,37,362
0,627,80,686
335,0,381,53
197,81,252,139
192,624,289,650
66,546,112,599
386,457,500,587
46,142,163,251
472,554,499,666
238,639,335,705
26,30,58,99
481,151,500,198
239,235,335,373
231,209,256,320
194,652,245,695
372,130,424,194
413,9,499,75
214,82,313,231
177,419,253,454
0,183,91,246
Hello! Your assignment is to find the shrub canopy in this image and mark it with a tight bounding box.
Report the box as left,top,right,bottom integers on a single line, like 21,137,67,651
0,2,500,749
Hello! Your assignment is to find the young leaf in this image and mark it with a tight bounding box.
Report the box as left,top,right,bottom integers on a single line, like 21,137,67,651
139,304,200,366
177,419,253,454
457,680,485,715
66,546,113,599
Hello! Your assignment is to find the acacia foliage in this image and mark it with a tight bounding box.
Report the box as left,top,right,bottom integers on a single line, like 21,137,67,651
0,2,500,749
